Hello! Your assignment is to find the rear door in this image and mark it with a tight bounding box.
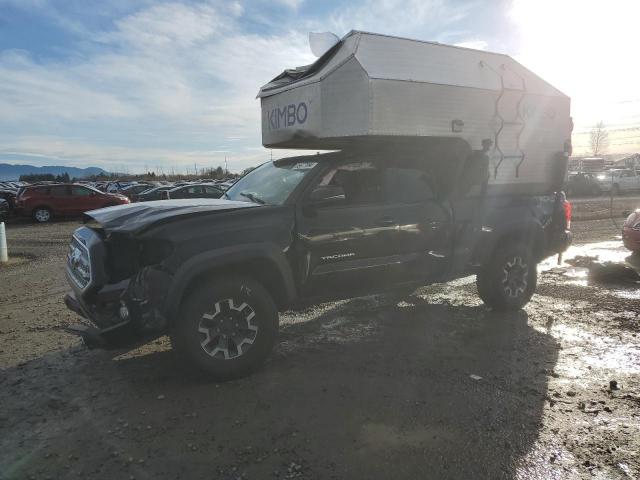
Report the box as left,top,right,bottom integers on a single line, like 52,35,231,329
295,161,404,297
48,185,73,215
71,185,103,213
381,163,453,281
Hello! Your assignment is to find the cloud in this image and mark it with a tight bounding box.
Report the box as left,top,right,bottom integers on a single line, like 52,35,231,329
509,0,640,153
328,0,474,40
0,1,322,171
272,0,304,9
0,0,549,172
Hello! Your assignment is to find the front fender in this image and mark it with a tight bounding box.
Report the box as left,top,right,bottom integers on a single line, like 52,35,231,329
163,243,296,322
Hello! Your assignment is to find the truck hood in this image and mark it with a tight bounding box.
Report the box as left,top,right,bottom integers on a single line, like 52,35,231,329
84,198,258,234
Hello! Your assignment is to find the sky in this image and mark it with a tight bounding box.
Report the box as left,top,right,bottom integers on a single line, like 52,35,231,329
0,0,638,173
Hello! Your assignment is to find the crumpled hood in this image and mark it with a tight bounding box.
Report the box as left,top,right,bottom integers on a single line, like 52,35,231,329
84,198,258,234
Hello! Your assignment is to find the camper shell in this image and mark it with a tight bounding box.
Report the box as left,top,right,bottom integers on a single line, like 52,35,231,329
258,31,572,195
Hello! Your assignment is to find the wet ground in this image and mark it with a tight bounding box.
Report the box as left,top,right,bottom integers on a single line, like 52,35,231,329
1,203,639,479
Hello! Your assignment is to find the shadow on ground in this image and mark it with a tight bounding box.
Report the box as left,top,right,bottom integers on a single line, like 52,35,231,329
1,297,559,480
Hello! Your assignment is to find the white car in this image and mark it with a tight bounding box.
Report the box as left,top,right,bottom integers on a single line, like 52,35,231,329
595,169,640,194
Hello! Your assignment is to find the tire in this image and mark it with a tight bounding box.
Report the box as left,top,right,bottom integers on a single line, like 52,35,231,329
170,276,279,380
476,242,537,311
32,207,52,223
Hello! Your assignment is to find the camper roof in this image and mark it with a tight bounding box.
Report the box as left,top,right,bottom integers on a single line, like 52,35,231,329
258,30,567,99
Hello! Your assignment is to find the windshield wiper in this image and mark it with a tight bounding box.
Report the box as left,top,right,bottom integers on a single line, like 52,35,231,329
239,191,266,205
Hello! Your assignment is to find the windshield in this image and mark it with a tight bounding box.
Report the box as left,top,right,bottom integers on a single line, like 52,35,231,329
225,160,317,205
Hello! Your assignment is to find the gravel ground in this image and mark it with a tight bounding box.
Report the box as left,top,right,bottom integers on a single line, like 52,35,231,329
0,197,639,480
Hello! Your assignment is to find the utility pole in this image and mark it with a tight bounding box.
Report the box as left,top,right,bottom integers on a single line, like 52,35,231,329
225,156,228,174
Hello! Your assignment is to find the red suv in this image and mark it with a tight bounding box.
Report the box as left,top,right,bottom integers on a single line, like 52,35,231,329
17,183,130,223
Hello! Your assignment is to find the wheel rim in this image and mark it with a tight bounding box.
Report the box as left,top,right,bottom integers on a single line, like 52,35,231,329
198,298,258,360
35,209,50,222
502,256,528,298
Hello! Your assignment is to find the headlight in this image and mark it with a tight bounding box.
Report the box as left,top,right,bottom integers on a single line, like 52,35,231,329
67,236,92,288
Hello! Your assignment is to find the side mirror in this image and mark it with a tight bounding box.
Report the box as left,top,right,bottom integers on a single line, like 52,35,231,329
308,185,346,205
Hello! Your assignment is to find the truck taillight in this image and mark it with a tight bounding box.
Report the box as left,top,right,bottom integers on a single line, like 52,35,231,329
563,200,572,230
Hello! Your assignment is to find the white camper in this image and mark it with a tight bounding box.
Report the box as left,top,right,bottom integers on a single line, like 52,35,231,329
258,31,572,194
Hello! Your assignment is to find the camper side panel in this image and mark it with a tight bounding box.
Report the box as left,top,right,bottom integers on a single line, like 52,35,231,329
261,83,322,148
369,79,494,148
320,58,370,138
370,79,571,193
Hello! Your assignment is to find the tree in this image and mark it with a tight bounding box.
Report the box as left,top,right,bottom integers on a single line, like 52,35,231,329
19,173,55,182
590,121,609,157
55,172,70,183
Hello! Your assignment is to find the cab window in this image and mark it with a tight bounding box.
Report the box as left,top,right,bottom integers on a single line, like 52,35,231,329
315,162,383,206
383,167,435,203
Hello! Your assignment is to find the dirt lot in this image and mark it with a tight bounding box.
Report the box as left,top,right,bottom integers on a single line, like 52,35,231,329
1,198,639,479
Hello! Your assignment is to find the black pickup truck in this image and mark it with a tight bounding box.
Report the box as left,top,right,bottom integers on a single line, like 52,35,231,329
64,146,571,379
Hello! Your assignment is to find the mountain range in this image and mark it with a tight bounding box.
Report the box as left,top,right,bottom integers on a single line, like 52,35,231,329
0,163,108,181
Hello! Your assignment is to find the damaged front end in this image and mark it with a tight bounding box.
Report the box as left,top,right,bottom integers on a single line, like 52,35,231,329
64,224,174,349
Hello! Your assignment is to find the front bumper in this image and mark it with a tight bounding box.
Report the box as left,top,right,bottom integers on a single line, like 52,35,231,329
64,291,132,348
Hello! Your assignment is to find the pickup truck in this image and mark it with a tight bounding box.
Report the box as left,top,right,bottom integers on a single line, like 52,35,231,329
595,169,640,194
64,150,572,379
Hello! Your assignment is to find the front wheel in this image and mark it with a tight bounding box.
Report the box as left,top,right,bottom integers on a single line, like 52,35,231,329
170,276,279,380
476,242,537,311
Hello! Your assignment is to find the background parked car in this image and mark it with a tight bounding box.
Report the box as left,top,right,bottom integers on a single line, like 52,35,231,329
162,183,224,200
16,183,130,223
120,183,154,202
596,169,640,194
622,209,640,253
566,172,600,196
0,187,17,208
137,185,174,202
0,198,9,221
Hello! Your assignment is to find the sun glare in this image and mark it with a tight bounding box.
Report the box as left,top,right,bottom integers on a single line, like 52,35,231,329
510,0,640,154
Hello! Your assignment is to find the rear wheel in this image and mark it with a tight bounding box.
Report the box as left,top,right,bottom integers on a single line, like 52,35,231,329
476,242,537,311
170,276,279,380
33,207,52,223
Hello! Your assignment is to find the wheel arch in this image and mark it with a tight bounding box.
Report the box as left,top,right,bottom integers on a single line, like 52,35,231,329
164,243,296,324
473,220,546,266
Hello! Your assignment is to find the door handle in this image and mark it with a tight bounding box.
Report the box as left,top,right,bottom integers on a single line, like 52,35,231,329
376,217,396,226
